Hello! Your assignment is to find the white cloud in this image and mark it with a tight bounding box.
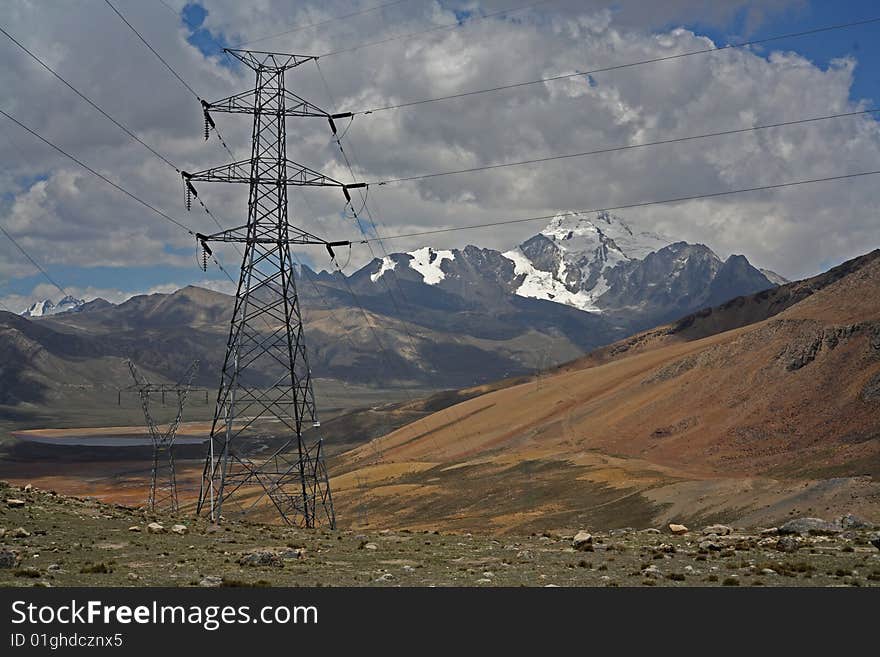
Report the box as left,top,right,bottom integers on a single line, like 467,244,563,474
1,0,876,311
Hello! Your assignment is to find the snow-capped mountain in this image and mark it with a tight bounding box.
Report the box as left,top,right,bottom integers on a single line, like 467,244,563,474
360,210,775,323
502,211,671,311
21,295,85,317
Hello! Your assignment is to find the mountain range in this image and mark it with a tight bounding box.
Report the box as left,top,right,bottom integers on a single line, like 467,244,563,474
1,212,781,415
332,248,880,532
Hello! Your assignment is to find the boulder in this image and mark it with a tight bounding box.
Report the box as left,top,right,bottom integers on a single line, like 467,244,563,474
171,525,188,536
778,517,841,536
668,523,689,535
146,522,165,534
6,499,26,508
239,551,283,568
702,524,732,536
776,536,800,553
0,550,18,569
363,542,378,551
572,531,593,550
838,514,872,530
281,548,306,560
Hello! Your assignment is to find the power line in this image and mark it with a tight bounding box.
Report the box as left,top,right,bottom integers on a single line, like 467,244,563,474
319,0,558,58
0,108,196,236
0,223,69,297
358,169,880,242
104,0,201,101
103,2,240,162
234,0,415,48
351,16,880,115
373,108,880,184
2,24,241,286
0,24,179,171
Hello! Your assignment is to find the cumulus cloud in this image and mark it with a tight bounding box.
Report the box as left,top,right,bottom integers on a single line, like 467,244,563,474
1,0,876,309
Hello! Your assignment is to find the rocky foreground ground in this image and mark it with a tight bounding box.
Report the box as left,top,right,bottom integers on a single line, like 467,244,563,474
1,481,879,587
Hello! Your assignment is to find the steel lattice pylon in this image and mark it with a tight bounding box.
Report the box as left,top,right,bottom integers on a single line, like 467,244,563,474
123,360,199,513
188,49,358,528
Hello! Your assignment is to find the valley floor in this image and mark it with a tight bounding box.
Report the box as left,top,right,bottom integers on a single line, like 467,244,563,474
1,481,878,588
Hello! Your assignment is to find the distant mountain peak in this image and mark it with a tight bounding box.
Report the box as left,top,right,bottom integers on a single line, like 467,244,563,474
503,212,673,311
21,295,85,318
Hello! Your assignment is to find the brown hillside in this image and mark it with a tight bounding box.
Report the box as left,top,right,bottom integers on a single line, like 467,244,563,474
331,251,880,533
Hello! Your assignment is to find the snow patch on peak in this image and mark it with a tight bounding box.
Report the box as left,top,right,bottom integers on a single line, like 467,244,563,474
407,247,454,285
541,211,669,261
21,295,85,317
371,256,398,283
505,248,602,313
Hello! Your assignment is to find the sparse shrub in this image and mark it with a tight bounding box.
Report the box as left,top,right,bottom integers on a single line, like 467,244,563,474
667,573,686,581
705,574,718,582
80,562,111,574
14,568,40,578
722,577,739,586
641,579,656,586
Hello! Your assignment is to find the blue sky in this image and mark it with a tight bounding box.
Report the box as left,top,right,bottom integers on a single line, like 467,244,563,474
688,1,880,105
3,0,880,308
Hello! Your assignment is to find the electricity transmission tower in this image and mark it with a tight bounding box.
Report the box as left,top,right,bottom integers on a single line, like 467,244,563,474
123,360,200,513
186,49,359,528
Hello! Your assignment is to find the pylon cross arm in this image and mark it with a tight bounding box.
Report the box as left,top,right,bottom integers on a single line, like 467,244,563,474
182,158,351,187
204,89,332,119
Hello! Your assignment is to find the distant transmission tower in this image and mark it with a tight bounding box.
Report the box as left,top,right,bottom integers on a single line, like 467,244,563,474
123,360,199,513
186,49,359,528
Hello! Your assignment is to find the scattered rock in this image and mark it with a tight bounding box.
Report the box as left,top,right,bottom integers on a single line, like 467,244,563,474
870,536,880,551
47,564,62,572
128,526,141,532
642,565,661,578
572,531,593,550
699,540,723,551
127,573,139,581
281,548,306,560
239,551,283,568
776,537,801,553
146,522,165,534
640,528,661,535
0,550,18,569
759,528,779,536
702,524,732,536
362,542,378,551
838,514,872,530
11,527,31,538
171,525,188,536
199,575,223,588
475,578,492,584
6,499,26,508
23,484,33,493
668,524,689,535
778,517,841,536
377,573,395,582
761,568,778,576
0,528,6,539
